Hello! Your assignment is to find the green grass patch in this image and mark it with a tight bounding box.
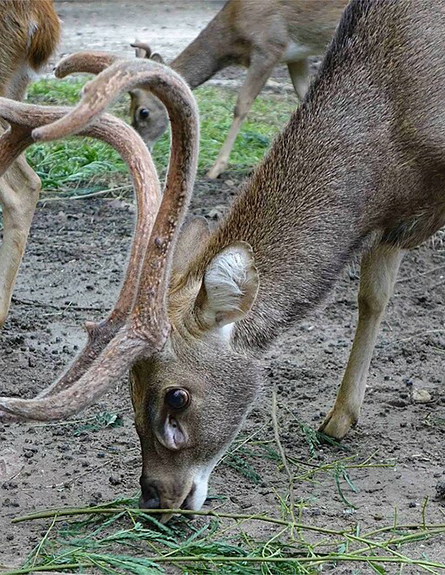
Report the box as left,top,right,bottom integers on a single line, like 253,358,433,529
23,77,296,193
27,77,89,106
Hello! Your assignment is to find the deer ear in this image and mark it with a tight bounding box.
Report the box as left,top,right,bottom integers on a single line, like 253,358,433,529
196,242,259,329
150,52,165,64
172,217,211,275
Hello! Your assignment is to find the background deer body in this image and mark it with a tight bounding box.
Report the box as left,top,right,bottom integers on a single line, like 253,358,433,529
0,0,444,522
0,0,60,327
131,0,347,178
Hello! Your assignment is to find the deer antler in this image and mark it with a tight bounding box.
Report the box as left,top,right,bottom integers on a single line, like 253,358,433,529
55,51,120,79
0,99,160,418
131,42,153,59
0,57,199,421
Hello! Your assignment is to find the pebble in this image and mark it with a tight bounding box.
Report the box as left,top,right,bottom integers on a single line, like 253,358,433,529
411,389,432,404
435,480,445,500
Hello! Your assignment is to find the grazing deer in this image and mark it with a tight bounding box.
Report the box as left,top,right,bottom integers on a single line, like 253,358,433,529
129,0,348,178
0,0,60,328
1,0,444,521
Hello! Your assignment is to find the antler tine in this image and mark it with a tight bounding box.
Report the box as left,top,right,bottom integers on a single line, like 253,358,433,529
0,97,62,175
55,51,121,79
131,42,152,58
0,60,199,421
0,330,146,420
0,100,161,419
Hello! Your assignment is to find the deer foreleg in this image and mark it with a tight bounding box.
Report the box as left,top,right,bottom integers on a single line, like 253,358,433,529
206,52,281,179
320,245,404,439
0,156,41,327
287,59,310,102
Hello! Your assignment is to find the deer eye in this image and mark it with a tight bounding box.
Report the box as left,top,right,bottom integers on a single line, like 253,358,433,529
165,388,190,410
139,108,150,120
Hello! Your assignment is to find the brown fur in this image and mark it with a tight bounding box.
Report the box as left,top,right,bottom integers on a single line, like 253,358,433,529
130,0,445,519
0,0,60,327
0,0,60,98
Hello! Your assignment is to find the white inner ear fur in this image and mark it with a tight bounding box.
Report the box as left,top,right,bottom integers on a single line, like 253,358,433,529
201,242,259,329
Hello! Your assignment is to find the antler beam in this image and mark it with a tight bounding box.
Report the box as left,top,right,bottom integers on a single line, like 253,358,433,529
55,51,121,79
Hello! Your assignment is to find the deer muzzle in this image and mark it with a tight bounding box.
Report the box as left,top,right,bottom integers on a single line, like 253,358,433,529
139,465,213,522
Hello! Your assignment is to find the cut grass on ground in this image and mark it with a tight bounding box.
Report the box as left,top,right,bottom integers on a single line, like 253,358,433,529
3,404,445,575
5,453,445,574
25,77,296,193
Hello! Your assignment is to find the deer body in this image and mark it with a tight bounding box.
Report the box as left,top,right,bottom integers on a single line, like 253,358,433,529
0,0,60,327
0,0,59,100
131,0,445,513
131,0,347,178
1,0,444,523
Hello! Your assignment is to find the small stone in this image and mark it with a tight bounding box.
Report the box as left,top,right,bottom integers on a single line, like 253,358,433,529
435,480,445,500
109,475,122,486
411,389,432,404
207,205,226,220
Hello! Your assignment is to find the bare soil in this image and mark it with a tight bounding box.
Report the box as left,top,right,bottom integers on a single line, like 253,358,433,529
1,1,445,572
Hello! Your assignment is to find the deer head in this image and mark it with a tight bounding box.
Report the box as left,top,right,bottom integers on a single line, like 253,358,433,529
1,55,263,519
0,55,256,519
129,42,169,150
55,46,169,152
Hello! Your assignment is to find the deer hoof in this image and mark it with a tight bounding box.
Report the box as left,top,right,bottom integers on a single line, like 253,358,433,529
206,161,227,180
319,407,358,440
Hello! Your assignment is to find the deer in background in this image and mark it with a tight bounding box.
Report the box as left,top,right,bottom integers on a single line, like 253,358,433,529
1,0,444,521
0,0,60,328
130,0,348,179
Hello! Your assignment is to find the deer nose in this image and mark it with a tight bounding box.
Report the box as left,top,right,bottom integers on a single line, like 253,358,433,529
139,477,160,509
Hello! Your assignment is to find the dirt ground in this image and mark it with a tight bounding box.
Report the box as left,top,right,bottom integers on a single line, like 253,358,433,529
1,0,445,572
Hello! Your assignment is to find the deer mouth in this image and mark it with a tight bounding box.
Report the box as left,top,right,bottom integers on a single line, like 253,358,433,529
180,483,197,511
157,467,212,522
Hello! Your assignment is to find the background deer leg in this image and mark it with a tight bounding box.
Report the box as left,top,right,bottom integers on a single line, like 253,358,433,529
319,245,404,439
287,59,310,102
206,52,281,179
0,156,41,327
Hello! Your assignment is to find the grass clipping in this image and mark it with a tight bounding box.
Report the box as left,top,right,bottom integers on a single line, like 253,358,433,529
3,495,445,574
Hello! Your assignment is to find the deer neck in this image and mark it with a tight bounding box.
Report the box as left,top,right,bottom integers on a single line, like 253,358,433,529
170,5,237,89
187,72,387,351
